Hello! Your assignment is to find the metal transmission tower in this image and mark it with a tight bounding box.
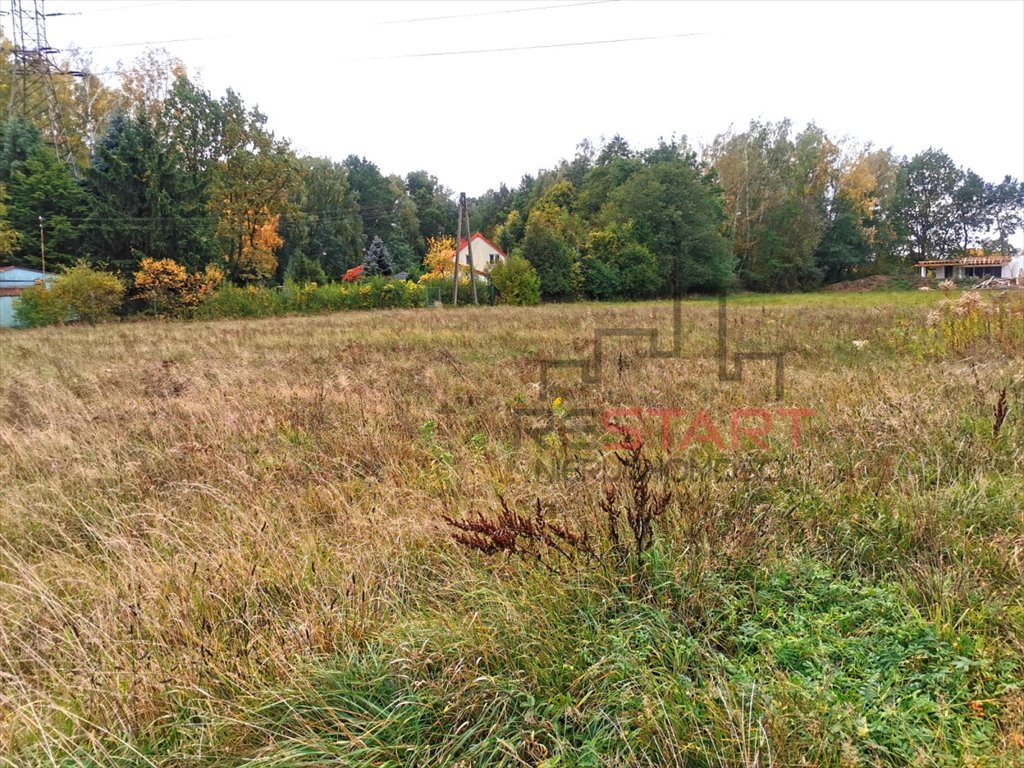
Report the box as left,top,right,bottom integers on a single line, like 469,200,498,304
5,0,79,177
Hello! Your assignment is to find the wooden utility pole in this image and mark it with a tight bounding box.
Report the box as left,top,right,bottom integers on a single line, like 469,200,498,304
463,194,478,305
38,215,45,274
452,194,463,305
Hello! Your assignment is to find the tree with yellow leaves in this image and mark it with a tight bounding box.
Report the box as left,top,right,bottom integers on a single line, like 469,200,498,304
234,212,284,282
118,48,187,125
418,235,457,281
134,257,223,315
209,90,297,283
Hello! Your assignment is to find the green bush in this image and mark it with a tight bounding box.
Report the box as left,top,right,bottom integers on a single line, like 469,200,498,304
195,277,427,320
285,255,328,286
13,282,65,327
489,255,541,306
193,283,286,319
13,263,124,327
418,276,477,305
346,277,425,309
56,262,125,324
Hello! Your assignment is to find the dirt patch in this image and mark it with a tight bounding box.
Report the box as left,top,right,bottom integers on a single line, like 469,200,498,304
822,275,893,292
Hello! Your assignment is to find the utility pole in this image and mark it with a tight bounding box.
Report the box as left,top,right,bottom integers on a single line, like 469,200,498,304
38,215,45,273
452,193,463,305
463,194,478,305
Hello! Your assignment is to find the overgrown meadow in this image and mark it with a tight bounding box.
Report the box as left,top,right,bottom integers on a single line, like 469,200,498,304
1,290,1022,766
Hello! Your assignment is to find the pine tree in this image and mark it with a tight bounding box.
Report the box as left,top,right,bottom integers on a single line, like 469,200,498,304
7,147,89,269
362,236,392,276
82,109,211,274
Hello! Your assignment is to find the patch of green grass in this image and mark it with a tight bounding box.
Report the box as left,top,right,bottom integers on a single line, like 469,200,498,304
46,558,1017,767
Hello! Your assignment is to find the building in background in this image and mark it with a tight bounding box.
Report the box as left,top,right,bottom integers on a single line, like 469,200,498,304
0,266,54,328
454,233,507,278
916,252,1024,281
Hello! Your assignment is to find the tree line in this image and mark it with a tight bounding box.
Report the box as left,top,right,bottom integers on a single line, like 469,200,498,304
1,46,1021,301
471,127,1023,298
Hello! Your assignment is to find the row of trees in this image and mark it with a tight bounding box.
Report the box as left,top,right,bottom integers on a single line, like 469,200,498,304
1,44,1021,300
0,46,455,285
470,124,1023,298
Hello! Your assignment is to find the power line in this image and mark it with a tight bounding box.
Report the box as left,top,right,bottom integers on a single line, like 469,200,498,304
341,30,704,62
71,34,230,51
379,0,617,25
49,1,185,15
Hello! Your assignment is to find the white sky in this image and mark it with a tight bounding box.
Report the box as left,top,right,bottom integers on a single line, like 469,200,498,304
40,0,1024,197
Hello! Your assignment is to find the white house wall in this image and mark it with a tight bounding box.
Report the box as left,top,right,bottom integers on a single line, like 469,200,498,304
1006,254,1024,279
455,239,505,274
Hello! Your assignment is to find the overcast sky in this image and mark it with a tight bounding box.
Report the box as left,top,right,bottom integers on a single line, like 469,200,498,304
44,0,1024,197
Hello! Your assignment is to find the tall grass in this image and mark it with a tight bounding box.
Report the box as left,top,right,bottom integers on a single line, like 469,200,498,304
0,290,1021,765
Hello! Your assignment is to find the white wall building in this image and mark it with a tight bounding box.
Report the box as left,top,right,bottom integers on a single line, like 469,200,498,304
916,253,1024,281
454,233,507,278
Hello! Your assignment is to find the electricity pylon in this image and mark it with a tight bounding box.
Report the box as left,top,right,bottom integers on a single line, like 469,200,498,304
5,0,79,177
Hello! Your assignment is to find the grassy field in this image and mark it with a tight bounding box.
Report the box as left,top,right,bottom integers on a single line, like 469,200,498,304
1,290,1022,766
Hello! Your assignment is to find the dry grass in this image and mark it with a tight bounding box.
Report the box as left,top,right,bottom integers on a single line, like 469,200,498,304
0,292,1022,765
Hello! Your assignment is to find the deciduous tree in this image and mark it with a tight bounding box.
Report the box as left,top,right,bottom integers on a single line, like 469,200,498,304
890,149,962,261
420,234,456,280
209,90,297,282
521,181,582,300
606,154,733,293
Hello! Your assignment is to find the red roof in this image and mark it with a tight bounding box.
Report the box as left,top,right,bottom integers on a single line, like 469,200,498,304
0,286,25,297
457,232,507,259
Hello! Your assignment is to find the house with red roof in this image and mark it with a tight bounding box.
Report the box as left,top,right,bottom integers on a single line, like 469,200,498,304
454,233,507,278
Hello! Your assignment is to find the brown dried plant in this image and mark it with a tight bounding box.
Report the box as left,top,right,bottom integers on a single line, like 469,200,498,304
443,445,673,586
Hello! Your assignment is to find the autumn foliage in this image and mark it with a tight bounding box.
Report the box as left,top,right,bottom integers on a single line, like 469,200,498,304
418,235,457,282
342,264,364,282
217,208,285,283
133,257,224,315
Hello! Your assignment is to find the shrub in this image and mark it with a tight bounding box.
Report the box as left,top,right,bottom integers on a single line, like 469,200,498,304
13,281,66,327
15,263,125,327
349,276,425,309
133,257,188,314
193,282,286,319
56,263,126,324
286,255,328,286
419,275,473,305
195,277,425,319
134,258,223,316
489,254,541,306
